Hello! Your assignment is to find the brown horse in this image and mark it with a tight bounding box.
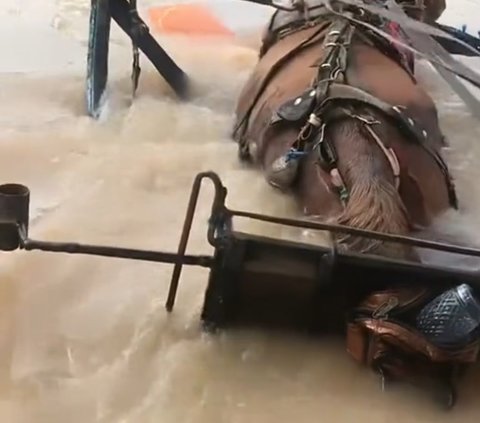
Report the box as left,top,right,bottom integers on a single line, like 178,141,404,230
232,0,457,260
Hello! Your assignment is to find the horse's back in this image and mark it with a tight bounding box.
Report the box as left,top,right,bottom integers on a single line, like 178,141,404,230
234,23,444,158
347,42,444,148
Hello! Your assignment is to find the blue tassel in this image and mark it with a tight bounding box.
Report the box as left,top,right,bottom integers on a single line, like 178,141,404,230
285,148,307,163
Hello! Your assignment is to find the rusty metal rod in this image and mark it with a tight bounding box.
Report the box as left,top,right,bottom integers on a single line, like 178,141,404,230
166,171,228,313
228,209,480,258
21,238,213,267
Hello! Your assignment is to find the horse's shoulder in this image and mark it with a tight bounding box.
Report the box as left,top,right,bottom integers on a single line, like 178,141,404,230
235,27,326,136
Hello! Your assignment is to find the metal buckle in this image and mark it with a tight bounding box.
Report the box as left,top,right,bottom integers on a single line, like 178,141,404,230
372,297,399,319
312,124,338,170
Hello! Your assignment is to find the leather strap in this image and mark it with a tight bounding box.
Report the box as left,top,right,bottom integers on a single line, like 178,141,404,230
386,0,480,120
233,23,329,159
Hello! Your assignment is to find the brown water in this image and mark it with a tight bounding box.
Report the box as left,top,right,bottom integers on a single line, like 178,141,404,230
1,1,480,422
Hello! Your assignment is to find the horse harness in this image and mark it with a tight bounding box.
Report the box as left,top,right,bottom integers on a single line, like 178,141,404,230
233,1,458,210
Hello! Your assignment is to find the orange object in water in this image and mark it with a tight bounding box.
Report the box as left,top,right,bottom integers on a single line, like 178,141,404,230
148,3,235,37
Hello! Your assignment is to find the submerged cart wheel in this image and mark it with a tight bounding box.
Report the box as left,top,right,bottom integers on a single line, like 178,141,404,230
86,0,111,118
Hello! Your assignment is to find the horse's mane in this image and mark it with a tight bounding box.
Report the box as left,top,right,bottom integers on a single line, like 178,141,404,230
326,115,412,259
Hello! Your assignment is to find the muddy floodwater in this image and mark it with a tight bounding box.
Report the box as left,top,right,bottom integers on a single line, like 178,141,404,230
1,0,480,422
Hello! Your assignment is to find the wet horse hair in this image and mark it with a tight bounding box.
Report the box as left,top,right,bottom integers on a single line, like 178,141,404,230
325,114,411,257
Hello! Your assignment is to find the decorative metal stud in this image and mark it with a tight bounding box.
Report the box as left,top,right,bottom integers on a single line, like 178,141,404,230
392,105,406,113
